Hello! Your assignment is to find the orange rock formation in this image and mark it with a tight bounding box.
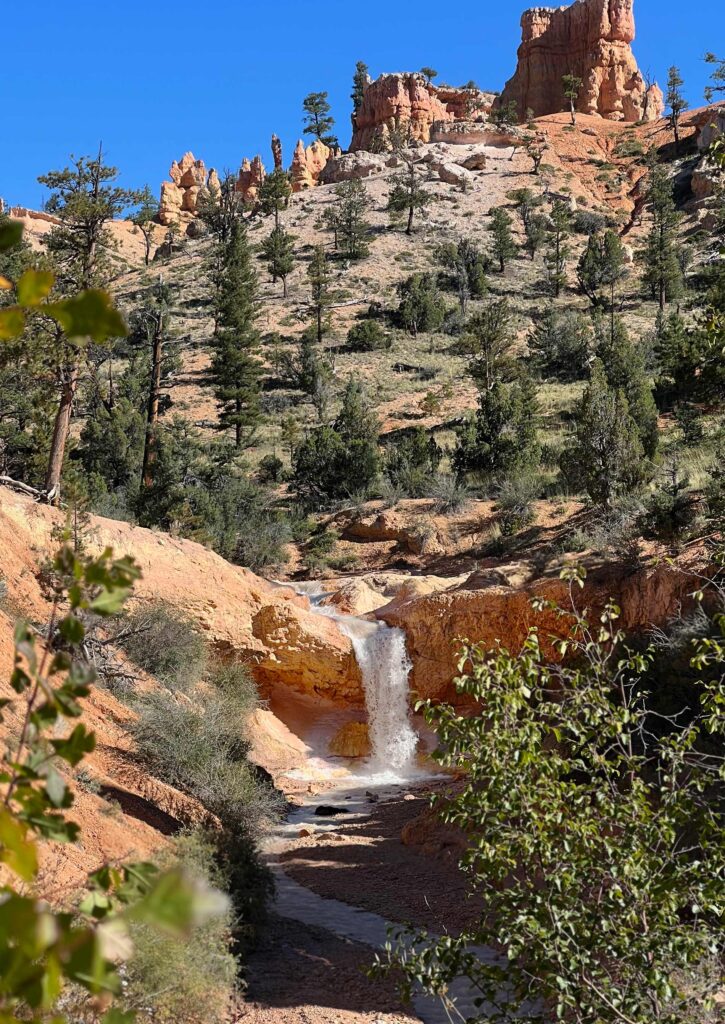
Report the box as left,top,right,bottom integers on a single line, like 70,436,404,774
499,0,663,123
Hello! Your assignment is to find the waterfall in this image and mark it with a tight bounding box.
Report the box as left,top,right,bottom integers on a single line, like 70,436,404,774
336,617,419,777
288,581,419,779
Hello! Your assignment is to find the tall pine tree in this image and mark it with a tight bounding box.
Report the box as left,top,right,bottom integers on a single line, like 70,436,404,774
209,220,262,449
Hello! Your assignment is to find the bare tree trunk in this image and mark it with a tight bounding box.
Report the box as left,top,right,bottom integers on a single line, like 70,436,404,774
141,314,163,487
45,362,79,502
406,205,414,235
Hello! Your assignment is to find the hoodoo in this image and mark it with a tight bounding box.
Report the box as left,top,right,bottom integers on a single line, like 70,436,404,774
498,0,664,122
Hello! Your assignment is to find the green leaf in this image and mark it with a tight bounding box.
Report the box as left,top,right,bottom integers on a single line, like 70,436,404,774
0,306,25,340
90,587,132,616
45,766,67,809
46,289,127,342
0,807,38,881
51,724,96,766
0,220,23,251
16,269,55,306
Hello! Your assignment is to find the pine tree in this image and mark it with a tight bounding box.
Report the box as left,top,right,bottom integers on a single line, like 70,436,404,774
576,229,627,308
525,213,547,260
258,168,292,229
307,245,333,345
131,185,159,265
436,237,488,314
666,66,687,151
387,159,431,234
38,150,141,500
595,313,659,458
302,92,338,148
562,74,583,125
259,226,295,296
565,360,648,506
452,377,539,481
528,307,591,381
396,274,446,336
209,221,262,448
544,200,571,297
462,299,516,391
327,180,372,259
351,61,369,116
420,67,438,85
704,53,725,102
197,172,244,244
489,207,518,272
641,461,696,548
641,162,683,310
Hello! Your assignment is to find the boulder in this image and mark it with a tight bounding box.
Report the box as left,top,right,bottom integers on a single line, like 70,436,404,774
498,0,664,123
320,151,388,184
328,722,371,758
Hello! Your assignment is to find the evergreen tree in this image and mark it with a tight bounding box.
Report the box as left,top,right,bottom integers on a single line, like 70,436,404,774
704,52,725,102
293,377,379,503
641,162,683,310
576,229,627,308
524,213,548,260
462,299,517,391
197,172,244,244
666,66,687,151
209,220,262,448
562,74,583,124
654,309,725,405
130,185,159,265
528,307,591,381
490,100,518,127
489,207,518,272
351,61,369,116
387,159,431,234
452,377,539,481
436,237,488,314
326,180,372,259
307,245,333,345
258,168,292,229
564,360,648,506
544,200,571,297
302,92,338,148
420,67,438,85
259,226,295,296
595,313,659,458
641,461,696,548
396,273,446,336
38,150,141,500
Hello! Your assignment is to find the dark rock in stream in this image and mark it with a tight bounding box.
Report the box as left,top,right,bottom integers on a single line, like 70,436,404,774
314,805,350,817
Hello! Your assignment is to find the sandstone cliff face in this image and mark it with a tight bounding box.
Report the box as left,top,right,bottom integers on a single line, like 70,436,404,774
350,73,494,152
499,0,663,123
379,562,697,703
0,488,363,705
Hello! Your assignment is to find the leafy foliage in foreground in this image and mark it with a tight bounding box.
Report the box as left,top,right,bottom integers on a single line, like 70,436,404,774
0,543,222,1023
375,567,725,1024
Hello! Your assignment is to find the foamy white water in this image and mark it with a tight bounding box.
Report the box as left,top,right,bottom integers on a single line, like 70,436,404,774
336,616,419,776
282,580,420,780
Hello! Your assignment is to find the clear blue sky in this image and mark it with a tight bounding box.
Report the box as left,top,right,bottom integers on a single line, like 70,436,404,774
2,0,720,209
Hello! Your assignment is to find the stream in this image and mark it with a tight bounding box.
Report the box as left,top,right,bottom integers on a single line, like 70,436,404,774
264,585,500,1024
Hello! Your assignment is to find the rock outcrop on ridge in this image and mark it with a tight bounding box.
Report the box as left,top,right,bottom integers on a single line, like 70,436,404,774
498,0,664,123
350,73,495,152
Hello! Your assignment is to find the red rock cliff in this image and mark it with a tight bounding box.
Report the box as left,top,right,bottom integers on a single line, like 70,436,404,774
499,0,663,123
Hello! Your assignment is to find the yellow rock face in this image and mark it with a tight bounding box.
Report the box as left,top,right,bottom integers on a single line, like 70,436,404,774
328,721,371,758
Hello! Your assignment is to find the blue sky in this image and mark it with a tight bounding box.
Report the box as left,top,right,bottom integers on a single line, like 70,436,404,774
2,0,720,208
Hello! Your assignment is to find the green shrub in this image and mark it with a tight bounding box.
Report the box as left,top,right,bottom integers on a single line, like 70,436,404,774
258,453,284,483
496,473,539,535
124,829,238,1024
347,318,390,351
117,602,207,691
427,473,471,513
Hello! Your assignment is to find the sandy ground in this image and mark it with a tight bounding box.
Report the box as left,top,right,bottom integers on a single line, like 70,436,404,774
279,785,477,936
239,914,418,1024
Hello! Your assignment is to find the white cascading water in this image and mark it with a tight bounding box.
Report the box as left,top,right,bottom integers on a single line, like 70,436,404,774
289,581,419,779
335,616,419,777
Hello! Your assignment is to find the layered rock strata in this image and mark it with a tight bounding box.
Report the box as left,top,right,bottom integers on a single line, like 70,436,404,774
498,0,663,123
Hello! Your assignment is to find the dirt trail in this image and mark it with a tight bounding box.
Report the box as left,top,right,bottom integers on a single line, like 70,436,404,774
241,784,483,1024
